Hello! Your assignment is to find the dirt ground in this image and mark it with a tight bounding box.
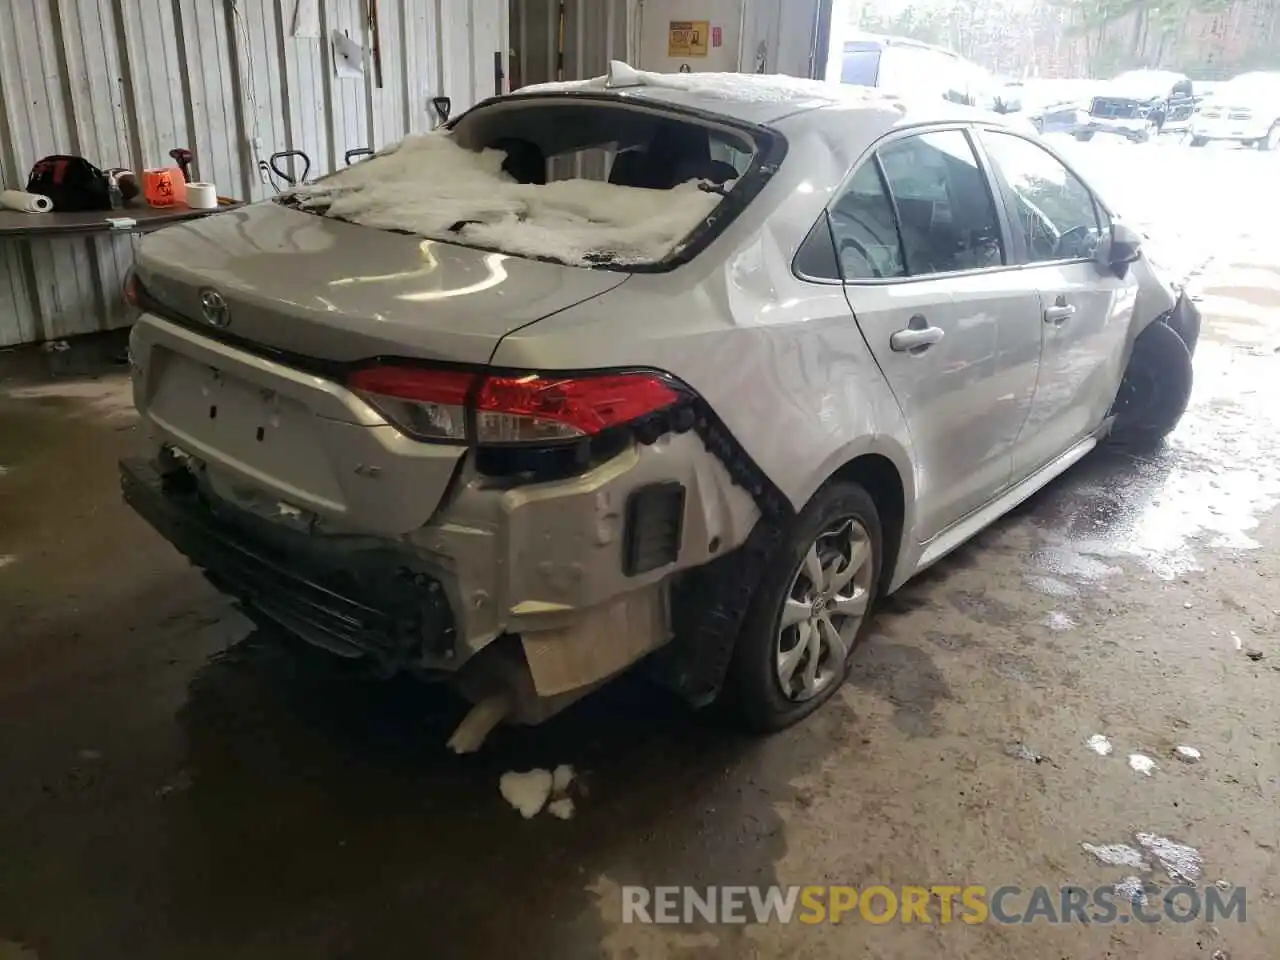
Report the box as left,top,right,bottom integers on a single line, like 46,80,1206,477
2,154,1279,959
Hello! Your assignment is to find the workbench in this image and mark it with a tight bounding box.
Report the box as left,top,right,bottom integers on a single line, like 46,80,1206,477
0,199,243,238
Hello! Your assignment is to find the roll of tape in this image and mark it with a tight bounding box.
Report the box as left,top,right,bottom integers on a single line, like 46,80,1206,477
0,189,53,213
186,182,218,210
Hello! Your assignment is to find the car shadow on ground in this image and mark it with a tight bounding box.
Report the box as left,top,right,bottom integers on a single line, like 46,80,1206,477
110,435,1173,957
158,622,855,957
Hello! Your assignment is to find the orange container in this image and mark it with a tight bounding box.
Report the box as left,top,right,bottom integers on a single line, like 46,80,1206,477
142,167,187,207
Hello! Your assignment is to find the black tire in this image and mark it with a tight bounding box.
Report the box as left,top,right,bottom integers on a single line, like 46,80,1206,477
725,481,882,733
1074,130,1095,142
1109,320,1194,448
1189,136,1209,147
1257,124,1279,151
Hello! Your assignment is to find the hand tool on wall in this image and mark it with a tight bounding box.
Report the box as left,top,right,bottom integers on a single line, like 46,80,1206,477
262,150,312,191
169,148,194,182
366,0,384,88
431,96,452,127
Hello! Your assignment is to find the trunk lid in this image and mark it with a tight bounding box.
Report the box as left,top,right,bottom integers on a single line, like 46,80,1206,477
131,202,627,536
136,201,629,365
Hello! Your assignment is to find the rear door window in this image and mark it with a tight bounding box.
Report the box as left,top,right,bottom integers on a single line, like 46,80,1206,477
826,162,907,280
877,130,1005,275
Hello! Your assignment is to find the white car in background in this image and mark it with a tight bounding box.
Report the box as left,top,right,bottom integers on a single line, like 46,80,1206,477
1190,72,1280,149
1006,78,1101,136
832,33,1004,112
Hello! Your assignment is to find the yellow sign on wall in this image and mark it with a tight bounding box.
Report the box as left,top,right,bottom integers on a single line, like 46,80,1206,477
668,20,710,57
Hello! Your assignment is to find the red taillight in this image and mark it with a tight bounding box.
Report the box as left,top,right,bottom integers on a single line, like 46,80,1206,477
347,366,476,441
347,366,681,444
123,271,141,308
475,373,681,443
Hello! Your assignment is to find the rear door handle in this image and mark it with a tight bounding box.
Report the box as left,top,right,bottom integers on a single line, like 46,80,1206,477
1044,303,1076,325
890,320,946,353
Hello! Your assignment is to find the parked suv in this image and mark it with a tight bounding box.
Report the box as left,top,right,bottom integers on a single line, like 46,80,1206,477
1077,69,1196,142
1189,71,1280,149
121,66,1200,741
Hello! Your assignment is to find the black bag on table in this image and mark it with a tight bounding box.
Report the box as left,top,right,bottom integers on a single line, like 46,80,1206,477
26,155,112,212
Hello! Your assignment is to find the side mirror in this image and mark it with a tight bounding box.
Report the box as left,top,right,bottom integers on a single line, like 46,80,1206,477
1096,221,1142,276
1109,222,1143,265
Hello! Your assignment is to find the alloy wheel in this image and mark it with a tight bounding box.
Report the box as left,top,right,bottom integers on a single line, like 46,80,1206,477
775,518,874,702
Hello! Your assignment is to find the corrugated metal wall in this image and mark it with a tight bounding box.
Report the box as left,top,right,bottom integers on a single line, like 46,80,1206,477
509,0,634,90
0,0,508,347
508,0,828,89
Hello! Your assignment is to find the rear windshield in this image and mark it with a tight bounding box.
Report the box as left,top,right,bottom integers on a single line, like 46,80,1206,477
278,99,765,271
841,44,881,86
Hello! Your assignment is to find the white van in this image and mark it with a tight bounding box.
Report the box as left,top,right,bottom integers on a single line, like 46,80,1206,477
829,33,1003,112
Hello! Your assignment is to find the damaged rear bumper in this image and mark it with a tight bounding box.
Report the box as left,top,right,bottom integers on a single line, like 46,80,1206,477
121,408,769,717
121,457,457,669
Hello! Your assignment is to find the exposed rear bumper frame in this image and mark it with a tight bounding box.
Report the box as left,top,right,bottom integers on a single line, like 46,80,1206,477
121,457,457,670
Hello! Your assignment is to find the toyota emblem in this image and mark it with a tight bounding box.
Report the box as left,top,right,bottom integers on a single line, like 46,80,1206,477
199,288,230,328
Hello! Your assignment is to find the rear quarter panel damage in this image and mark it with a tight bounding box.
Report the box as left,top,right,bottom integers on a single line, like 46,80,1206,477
411,432,760,657
490,116,920,579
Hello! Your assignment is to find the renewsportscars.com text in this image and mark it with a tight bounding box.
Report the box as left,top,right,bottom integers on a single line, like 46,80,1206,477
622,884,1246,925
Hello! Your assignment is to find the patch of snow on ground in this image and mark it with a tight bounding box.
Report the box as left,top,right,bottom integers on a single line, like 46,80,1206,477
287,132,720,267
1113,876,1149,905
552,764,574,794
1128,753,1158,776
547,797,575,820
499,769,553,819
1174,744,1202,763
1082,842,1151,871
1086,734,1113,756
1136,833,1203,883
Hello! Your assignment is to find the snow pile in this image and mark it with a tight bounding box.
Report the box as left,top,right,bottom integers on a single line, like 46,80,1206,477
499,769,553,818
285,132,721,267
499,764,576,820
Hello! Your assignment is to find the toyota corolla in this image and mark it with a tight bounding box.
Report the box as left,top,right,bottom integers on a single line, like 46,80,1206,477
120,64,1199,744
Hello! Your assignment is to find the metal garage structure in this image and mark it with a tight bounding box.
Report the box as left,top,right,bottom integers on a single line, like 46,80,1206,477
511,0,835,90
0,0,508,346
0,0,832,347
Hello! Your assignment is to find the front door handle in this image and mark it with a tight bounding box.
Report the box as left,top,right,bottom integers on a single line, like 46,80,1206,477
890,316,945,353
1044,303,1076,325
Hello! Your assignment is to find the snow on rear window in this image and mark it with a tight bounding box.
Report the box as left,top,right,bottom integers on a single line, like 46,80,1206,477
283,132,723,268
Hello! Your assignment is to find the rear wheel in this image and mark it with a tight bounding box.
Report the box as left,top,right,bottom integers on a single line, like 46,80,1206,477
1109,320,1194,448
726,482,881,733
1189,135,1209,147
1074,130,1096,142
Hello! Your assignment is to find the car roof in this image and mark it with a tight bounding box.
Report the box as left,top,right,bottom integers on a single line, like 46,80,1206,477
1228,70,1280,85
508,61,992,127
1109,68,1189,88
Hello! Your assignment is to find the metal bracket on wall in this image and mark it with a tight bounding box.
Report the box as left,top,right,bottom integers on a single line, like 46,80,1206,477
431,96,452,127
